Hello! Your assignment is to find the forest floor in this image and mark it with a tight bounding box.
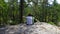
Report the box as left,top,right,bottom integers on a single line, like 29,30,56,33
0,22,60,34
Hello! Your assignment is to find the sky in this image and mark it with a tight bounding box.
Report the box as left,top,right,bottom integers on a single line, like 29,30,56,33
57,0,60,4
5,0,60,4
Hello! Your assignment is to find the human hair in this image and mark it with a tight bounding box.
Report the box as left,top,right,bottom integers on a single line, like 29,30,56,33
28,13,33,16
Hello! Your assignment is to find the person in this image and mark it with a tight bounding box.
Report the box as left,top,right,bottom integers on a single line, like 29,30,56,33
26,13,37,25
26,13,33,25
28,13,37,22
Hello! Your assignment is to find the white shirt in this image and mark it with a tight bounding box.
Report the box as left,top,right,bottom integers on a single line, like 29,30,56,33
26,16,34,24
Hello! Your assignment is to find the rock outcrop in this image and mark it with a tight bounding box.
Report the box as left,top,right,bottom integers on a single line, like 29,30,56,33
5,22,60,34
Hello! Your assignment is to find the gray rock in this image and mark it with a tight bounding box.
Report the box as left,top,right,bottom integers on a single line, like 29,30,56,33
4,22,60,34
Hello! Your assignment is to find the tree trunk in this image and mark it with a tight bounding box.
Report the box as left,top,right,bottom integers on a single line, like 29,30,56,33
20,0,24,23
